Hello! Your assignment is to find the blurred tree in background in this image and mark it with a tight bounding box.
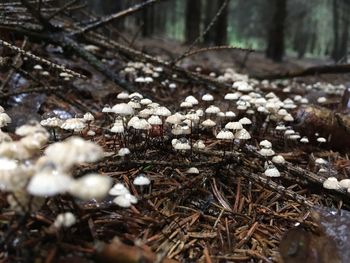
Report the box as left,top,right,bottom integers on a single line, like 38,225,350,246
85,0,350,62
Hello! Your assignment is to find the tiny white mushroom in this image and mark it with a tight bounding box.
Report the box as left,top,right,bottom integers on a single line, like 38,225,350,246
109,183,130,196
186,167,199,174
264,166,280,177
113,193,138,208
339,179,350,189
54,212,76,228
133,174,151,186
323,177,340,190
272,155,285,164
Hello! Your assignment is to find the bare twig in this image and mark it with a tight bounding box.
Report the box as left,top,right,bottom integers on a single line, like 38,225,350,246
0,38,86,79
174,45,254,63
172,0,229,64
71,0,163,36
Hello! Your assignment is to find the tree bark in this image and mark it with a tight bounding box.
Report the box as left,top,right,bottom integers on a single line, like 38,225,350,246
215,0,229,45
142,4,155,37
185,0,202,44
203,0,217,44
266,0,287,62
332,0,340,61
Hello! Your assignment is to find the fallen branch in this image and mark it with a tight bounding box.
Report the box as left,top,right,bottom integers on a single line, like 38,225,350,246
71,0,163,36
0,38,86,79
252,63,350,80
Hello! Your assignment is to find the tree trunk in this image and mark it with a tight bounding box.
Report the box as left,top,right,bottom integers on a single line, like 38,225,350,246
154,2,167,35
215,0,229,45
185,0,202,44
142,4,155,37
339,18,349,62
266,0,287,62
203,0,217,44
332,0,340,61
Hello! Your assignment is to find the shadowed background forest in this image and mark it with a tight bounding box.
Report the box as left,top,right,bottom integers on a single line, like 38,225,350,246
84,0,349,62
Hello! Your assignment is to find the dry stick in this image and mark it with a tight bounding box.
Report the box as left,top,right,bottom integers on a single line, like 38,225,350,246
0,38,86,79
71,0,163,36
252,63,350,80
174,45,254,63
0,0,54,8
0,37,27,92
242,145,350,200
172,0,229,65
235,221,258,249
46,0,78,20
20,0,56,31
236,170,314,207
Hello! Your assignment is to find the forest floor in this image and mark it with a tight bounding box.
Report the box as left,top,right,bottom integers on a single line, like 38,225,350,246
1,20,350,263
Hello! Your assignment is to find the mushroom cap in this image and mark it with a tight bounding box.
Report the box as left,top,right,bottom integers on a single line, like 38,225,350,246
16,121,47,136
205,105,221,114
165,114,182,125
174,139,191,150
83,112,95,122
153,106,171,117
238,117,252,125
69,173,112,200
300,137,309,143
202,119,216,128
118,148,131,156
258,148,275,157
315,158,327,165
45,137,104,169
180,101,193,108
323,177,340,190
339,179,350,189
264,167,280,177
185,95,199,105
109,183,130,196
148,115,162,125
317,137,327,143
27,169,72,197
110,123,124,134
216,129,234,140
128,116,140,128
140,98,152,105
272,155,285,164
138,108,153,118
259,140,272,149
54,212,76,228
193,140,205,149
113,193,138,208
132,119,151,130
129,92,143,99
133,174,151,186
61,118,86,131
225,111,236,117
112,103,134,116
225,121,243,130
224,93,240,100
202,93,214,101
235,128,251,140
186,167,199,174
117,92,129,99
233,81,253,92
169,83,177,89
40,117,63,127
128,100,141,109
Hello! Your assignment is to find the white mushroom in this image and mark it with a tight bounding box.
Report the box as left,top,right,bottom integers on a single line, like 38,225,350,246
323,177,340,190
113,193,138,208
